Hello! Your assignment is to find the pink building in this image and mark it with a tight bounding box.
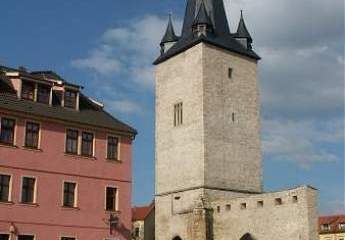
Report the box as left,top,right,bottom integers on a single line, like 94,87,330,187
0,65,137,240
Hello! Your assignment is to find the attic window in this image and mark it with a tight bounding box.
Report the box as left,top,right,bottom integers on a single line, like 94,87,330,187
321,224,330,231
37,84,51,104
21,81,35,101
64,90,77,109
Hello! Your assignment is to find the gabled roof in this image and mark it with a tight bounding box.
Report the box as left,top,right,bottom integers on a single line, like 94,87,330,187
235,11,253,42
132,203,155,221
161,15,180,45
319,215,345,234
154,0,260,65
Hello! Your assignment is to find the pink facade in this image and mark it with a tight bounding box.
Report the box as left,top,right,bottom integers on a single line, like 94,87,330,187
0,67,136,240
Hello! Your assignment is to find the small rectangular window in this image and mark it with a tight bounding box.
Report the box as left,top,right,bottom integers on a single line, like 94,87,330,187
0,118,15,145
226,204,231,211
25,122,40,149
228,68,233,79
107,136,119,160
63,182,77,208
21,177,36,204
106,187,118,211
0,174,11,202
257,200,264,208
64,90,77,109
21,81,35,101
61,238,76,240
81,132,94,157
18,235,34,240
292,196,298,203
135,227,140,237
240,203,247,209
275,198,283,205
37,84,51,104
0,234,9,240
174,102,183,127
66,129,79,154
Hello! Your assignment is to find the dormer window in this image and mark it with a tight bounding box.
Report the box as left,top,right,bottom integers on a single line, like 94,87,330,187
37,84,51,104
22,81,35,101
64,90,77,109
321,224,331,231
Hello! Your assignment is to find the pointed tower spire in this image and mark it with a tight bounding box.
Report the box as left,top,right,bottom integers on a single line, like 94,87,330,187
154,1,260,65
160,14,179,54
192,0,213,36
235,10,253,49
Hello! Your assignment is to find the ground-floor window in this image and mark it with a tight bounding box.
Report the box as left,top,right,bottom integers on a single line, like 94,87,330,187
18,235,34,240
0,234,9,240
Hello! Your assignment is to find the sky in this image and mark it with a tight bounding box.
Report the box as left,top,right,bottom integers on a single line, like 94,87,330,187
0,0,344,215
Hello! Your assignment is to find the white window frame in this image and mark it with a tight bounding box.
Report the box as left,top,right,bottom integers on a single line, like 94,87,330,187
19,175,38,204
62,180,78,208
105,185,119,212
0,172,13,202
23,120,42,149
106,134,121,161
80,130,96,157
64,128,96,157
0,116,18,146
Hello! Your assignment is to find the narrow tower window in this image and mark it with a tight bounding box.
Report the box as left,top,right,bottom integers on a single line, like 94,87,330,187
228,68,233,79
232,112,235,123
174,102,183,127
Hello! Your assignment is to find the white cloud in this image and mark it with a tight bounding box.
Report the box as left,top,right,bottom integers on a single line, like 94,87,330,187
71,15,182,90
262,118,342,168
107,99,143,115
71,45,122,75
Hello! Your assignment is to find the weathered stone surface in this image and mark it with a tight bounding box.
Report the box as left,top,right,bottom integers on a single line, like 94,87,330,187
154,42,318,240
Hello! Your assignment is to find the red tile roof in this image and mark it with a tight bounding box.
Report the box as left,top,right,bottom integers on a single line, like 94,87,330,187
132,203,154,221
319,215,345,234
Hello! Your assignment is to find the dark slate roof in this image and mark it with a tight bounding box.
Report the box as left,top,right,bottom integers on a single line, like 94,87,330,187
161,15,180,45
192,0,212,27
154,0,260,65
235,11,253,42
0,71,137,136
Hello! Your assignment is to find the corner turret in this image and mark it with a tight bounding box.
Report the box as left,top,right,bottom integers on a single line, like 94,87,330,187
234,10,253,50
160,14,179,54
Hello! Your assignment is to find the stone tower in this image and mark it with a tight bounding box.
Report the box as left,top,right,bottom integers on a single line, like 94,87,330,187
154,0,263,239
154,1,319,240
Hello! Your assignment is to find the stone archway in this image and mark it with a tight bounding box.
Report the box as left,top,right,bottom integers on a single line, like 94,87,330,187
240,233,254,240
172,236,182,240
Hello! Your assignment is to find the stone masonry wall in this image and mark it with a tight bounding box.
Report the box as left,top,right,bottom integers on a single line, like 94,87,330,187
211,186,318,240
202,44,262,193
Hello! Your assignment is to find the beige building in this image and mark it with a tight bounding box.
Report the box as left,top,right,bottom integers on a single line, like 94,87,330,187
132,203,155,240
153,0,319,239
319,215,345,240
